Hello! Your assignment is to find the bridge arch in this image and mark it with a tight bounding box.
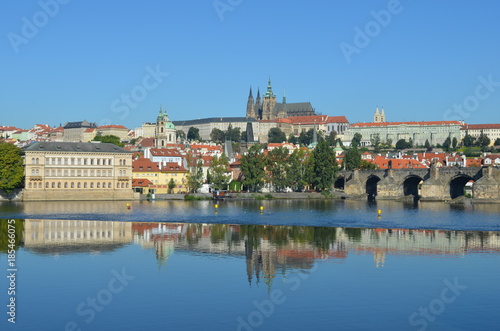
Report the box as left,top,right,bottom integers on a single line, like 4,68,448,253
334,176,346,190
402,175,424,198
366,175,381,201
449,175,474,199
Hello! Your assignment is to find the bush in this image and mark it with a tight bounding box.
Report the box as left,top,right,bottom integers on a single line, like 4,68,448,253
264,193,274,199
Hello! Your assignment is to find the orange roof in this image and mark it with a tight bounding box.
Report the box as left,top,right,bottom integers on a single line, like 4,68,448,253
138,137,155,148
462,123,500,130
352,121,462,128
132,158,160,172
84,128,96,133
160,162,188,173
372,156,428,169
149,148,183,157
98,125,128,130
132,178,153,187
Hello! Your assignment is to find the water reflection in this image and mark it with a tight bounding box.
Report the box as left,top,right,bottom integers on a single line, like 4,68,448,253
3,219,499,272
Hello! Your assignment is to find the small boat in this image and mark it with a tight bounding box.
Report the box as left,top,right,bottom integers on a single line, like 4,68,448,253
212,190,227,200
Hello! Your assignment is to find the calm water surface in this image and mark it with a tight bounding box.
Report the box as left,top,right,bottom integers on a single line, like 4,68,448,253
0,200,499,331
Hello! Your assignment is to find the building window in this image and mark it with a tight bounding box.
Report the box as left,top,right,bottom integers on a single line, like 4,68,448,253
71,170,75,176
38,182,42,188
58,182,61,188
97,170,101,177
84,182,87,188
29,182,32,188
64,158,68,165
108,182,112,188
97,182,100,188
31,158,35,164
102,182,105,188
64,183,68,188
97,159,101,165
108,170,112,176
57,169,61,176
71,158,75,165
71,182,74,188
78,182,81,188
84,159,87,165
64,170,68,176
90,183,94,188
84,170,88,176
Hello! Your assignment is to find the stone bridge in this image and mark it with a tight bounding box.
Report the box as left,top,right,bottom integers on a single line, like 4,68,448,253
337,166,500,202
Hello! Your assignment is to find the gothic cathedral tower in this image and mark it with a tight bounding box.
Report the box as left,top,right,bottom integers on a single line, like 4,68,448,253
374,107,386,123
155,106,176,148
262,78,277,120
246,87,256,119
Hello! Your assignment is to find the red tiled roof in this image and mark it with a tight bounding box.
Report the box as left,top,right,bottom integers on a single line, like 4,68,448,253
138,138,155,148
149,148,183,157
462,124,500,130
161,162,188,173
372,156,428,169
98,125,128,130
132,178,153,187
352,121,462,128
132,158,160,172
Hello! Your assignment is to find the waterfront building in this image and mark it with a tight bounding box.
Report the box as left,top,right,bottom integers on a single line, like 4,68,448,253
461,123,500,146
348,109,462,147
63,120,97,142
132,157,188,193
23,141,133,201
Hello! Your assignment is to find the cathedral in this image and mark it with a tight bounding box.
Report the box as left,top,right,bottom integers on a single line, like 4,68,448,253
246,78,316,120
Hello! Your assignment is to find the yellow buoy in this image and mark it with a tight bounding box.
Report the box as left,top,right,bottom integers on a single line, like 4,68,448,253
126,203,131,210
260,206,264,211
377,209,382,215
215,204,219,209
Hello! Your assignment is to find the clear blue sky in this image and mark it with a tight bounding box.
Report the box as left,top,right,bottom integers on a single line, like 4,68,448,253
1,0,499,129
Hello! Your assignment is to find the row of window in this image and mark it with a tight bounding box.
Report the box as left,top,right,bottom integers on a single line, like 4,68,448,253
31,157,129,166
28,182,129,189
37,169,128,177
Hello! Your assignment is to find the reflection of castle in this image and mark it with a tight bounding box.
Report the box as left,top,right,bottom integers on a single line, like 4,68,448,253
23,219,132,254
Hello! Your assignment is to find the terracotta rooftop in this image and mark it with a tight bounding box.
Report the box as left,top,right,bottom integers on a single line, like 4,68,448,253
352,121,462,127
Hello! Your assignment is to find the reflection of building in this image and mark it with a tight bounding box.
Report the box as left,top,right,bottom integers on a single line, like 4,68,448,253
23,142,133,201
23,219,132,254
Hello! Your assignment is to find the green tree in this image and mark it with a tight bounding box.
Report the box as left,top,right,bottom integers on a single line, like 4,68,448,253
494,138,500,146
476,133,491,149
187,127,201,141
351,133,362,148
287,149,308,191
326,131,337,147
298,129,315,146
442,136,452,151
241,131,248,143
395,139,411,150
266,147,290,192
462,134,475,147
288,134,297,145
186,159,203,193
210,128,225,143
310,139,338,191
424,139,431,150
225,124,241,142
268,128,287,144
452,137,458,149
240,145,266,192
370,134,381,153
208,153,230,190
176,130,186,141
93,135,124,147
359,160,378,170
344,148,361,170
168,178,176,194
0,143,24,194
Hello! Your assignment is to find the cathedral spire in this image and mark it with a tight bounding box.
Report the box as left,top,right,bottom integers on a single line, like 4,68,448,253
282,89,287,104
248,86,253,99
265,77,275,98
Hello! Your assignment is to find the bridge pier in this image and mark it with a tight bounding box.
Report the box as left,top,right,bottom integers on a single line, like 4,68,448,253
473,167,500,201
377,169,404,199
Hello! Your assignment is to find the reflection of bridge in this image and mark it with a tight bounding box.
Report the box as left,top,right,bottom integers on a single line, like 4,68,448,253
338,166,500,201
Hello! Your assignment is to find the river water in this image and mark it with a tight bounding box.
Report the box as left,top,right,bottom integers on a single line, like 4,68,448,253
0,199,499,330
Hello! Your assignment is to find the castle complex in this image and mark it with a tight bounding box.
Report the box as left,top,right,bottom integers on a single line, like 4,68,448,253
246,78,315,120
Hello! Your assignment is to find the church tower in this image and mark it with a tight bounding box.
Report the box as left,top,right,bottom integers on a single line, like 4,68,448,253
155,106,176,148
246,87,256,119
262,78,277,120
374,107,386,123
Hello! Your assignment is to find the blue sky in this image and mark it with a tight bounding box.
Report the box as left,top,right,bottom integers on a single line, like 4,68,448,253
1,0,499,129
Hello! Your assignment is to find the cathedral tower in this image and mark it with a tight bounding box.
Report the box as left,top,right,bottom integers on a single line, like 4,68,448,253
262,78,277,120
246,87,256,119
